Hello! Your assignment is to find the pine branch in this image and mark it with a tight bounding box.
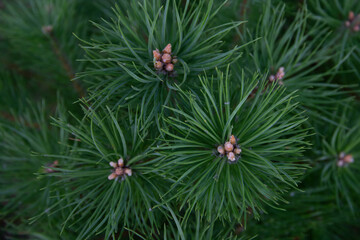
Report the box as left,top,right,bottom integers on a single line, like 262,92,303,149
157,69,310,224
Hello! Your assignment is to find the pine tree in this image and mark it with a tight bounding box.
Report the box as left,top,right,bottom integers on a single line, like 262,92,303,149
0,0,359,239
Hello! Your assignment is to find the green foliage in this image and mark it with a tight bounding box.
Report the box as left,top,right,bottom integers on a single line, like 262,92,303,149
0,99,74,239
1,0,360,239
158,69,309,223
309,0,360,79
238,2,351,124
312,107,360,213
45,105,169,239
78,0,247,119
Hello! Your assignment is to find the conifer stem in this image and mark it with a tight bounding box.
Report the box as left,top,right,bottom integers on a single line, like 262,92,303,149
48,32,86,98
0,111,40,129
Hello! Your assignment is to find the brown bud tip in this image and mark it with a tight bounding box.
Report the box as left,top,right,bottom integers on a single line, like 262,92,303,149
230,135,237,145
165,63,174,72
153,49,161,61
154,61,163,70
227,152,236,162
349,11,355,21
41,25,53,35
269,75,275,82
217,145,225,155
339,152,345,159
344,154,354,163
163,43,172,54
354,25,360,32
108,173,117,180
115,167,123,176
162,54,172,64
172,57,178,64
118,158,124,167
124,168,132,176
279,67,285,73
224,142,234,152
234,148,242,155
345,21,351,27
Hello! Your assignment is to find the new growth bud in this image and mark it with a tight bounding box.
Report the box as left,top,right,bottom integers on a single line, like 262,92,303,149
109,161,117,168
153,49,161,61
349,11,355,21
337,152,355,167
217,145,225,155
234,148,242,155
269,67,286,84
42,25,53,35
345,11,360,32
118,158,124,167
216,134,242,163
152,43,177,73
227,152,236,162
154,61,163,70
108,157,132,181
165,63,174,72
224,142,234,152
230,135,237,145
162,54,172,64
163,43,172,54
108,173,117,180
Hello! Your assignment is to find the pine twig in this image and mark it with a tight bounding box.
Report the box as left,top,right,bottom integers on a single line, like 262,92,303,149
46,29,86,98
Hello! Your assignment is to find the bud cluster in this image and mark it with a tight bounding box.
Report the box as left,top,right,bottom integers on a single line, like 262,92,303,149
269,67,285,85
217,135,242,163
337,152,354,167
345,11,360,32
45,160,59,173
153,44,178,74
108,158,132,181
42,25,53,35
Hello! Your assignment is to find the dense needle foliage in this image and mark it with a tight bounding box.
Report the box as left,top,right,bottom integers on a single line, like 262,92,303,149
0,0,359,239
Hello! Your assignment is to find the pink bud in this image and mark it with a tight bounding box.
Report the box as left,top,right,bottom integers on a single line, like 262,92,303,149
115,167,123,176
224,142,234,152
269,75,275,82
234,148,242,155
118,158,124,167
41,25,53,35
230,135,237,145
162,54,172,64
109,161,118,168
337,160,345,167
349,11,355,21
343,154,354,163
163,43,172,54
345,21,351,27
276,72,285,80
165,63,174,72
217,145,225,155
227,152,236,162
172,57,178,64
108,173,117,180
154,61,163,70
354,25,360,32
153,49,161,61
124,168,132,176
